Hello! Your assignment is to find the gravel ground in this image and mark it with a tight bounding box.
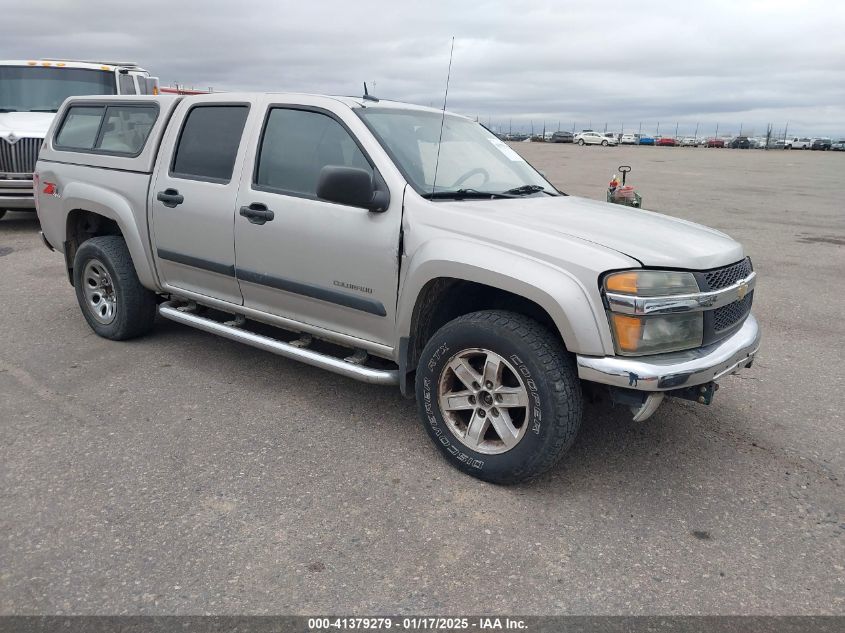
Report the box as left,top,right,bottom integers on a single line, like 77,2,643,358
1,144,842,615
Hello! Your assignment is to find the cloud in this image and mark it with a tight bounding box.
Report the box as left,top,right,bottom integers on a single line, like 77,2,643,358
5,0,844,136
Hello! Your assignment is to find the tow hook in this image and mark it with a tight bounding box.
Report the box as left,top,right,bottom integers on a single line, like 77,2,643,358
608,381,719,422
669,382,718,405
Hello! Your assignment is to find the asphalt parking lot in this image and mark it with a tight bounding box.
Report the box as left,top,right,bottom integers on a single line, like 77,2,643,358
1,145,843,615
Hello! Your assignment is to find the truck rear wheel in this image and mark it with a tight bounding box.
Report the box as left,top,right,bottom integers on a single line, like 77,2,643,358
415,310,582,484
73,236,157,340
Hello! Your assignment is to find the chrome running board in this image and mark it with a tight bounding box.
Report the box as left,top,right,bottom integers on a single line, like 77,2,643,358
158,301,399,386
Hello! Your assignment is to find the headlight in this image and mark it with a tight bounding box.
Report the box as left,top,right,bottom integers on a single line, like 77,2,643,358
609,312,703,355
604,270,699,296
604,270,703,355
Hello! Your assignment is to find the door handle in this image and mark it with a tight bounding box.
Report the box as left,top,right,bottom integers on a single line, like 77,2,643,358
239,203,275,225
156,188,184,208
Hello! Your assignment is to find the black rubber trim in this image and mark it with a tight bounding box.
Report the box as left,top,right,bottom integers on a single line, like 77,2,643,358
63,239,75,286
156,248,235,277
236,269,387,317
155,248,385,316
398,336,414,398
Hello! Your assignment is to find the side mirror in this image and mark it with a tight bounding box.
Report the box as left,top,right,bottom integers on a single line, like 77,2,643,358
316,166,389,212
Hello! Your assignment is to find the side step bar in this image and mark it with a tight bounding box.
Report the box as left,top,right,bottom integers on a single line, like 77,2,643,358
158,301,399,386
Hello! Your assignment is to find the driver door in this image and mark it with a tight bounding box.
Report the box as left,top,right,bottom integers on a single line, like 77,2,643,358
232,98,403,346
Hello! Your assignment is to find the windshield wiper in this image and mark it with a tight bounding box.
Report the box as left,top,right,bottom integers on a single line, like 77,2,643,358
422,188,516,200
501,184,553,196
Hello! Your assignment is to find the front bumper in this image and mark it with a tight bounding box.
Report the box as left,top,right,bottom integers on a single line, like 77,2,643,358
576,314,760,391
0,176,35,209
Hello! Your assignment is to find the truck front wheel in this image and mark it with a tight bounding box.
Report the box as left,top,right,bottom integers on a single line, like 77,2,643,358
415,310,582,484
73,236,157,340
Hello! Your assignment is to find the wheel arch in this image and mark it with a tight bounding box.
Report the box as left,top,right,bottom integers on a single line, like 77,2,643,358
397,244,612,394
60,182,158,289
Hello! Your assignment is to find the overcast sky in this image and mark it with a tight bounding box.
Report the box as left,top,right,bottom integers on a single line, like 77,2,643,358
7,0,845,136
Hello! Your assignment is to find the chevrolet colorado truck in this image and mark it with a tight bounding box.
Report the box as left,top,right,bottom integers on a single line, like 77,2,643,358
35,93,760,483
0,59,157,218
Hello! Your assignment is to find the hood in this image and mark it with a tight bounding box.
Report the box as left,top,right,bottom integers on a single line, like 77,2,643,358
437,194,744,270
0,112,55,139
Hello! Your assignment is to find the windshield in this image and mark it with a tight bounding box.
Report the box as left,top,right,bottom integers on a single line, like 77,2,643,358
0,66,116,113
356,108,557,198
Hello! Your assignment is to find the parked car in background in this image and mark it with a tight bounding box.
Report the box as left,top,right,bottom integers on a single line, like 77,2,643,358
638,136,655,145
705,138,725,148
831,139,845,151
656,137,677,146
575,131,618,146
811,138,832,151
620,133,639,145
730,137,751,149
785,137,811,149
0,59,158,218
680,137,697,147
550,130,573,143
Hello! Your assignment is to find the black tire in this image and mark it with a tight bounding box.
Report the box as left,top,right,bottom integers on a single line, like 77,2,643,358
601,140,608,146
578,139,585,146
0,209,6,220
73,235,157,340
415,310,582,484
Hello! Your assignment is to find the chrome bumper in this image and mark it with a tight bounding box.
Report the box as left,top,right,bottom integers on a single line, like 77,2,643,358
577,314,760,391
0,176,35,209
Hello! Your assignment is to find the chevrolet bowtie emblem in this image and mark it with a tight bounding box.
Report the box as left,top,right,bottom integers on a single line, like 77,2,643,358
737,281,748,300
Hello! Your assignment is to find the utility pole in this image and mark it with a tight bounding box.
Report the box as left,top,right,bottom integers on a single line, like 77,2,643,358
656,122,660,136
638,122,642,135
604,122,607,133
783,121,789,143
694,122,699,139
739,122,743,136
675,122,679,139
715,123,719,138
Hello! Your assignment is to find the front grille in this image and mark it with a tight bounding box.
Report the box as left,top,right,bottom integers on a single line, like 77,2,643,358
0,137,42,174
696,258,755,344
713,291,754,332
701,257,753,291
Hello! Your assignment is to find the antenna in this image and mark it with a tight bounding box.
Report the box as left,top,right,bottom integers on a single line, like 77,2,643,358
431,36,455,197
362,82,378,102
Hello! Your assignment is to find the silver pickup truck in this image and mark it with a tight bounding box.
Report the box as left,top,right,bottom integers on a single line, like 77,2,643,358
35,93,760,483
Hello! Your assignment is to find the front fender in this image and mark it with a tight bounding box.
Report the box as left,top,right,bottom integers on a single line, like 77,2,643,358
61,181,159,290
397,238,617,356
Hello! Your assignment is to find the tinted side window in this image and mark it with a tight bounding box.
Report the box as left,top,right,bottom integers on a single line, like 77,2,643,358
118,73,136,95
172,105,249,182
98,106,157,154
55,106,104,150
256,108,372,197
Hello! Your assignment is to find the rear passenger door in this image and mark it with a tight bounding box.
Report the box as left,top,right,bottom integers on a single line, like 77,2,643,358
150,98,254,304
